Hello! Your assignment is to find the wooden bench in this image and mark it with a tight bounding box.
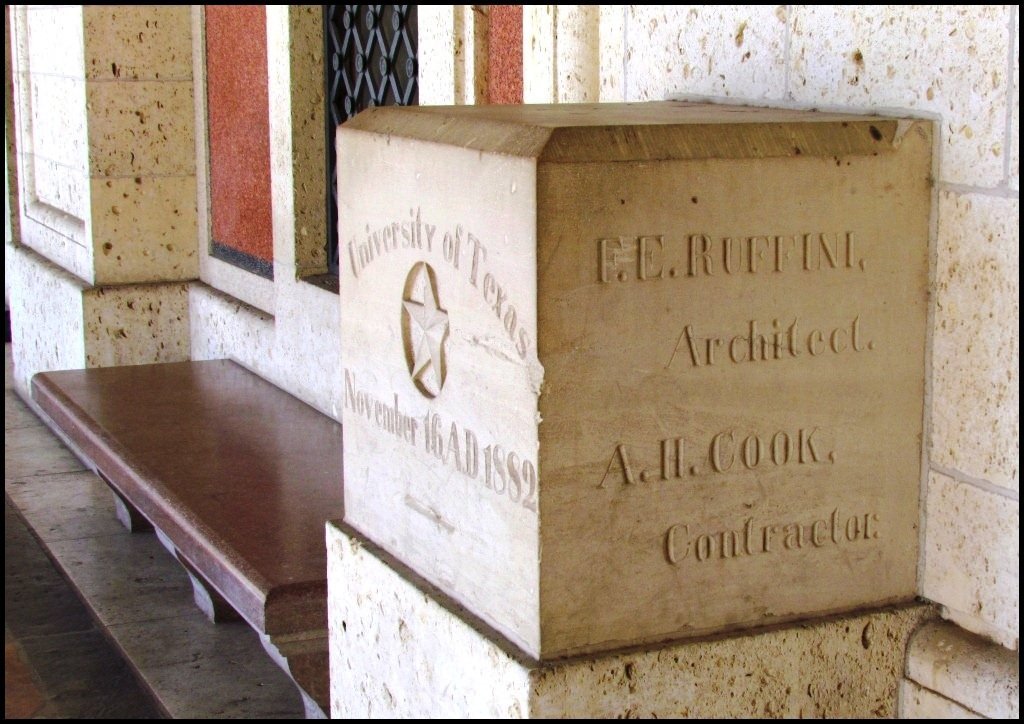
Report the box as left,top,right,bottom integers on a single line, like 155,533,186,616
31,360,343,717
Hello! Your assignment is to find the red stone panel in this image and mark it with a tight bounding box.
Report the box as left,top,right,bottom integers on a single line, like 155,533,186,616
205,5,274,276
487,6,523,105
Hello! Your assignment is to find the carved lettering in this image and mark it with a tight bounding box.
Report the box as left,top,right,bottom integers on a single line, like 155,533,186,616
348,208,532,358
601,231,864,283
703,426,834,474
664,509,882,565
602,426,833,488
639,235,665,280
344,368,537,512
660,437,684,480
344,369,419,445
600,444,638,488
669,316,875,368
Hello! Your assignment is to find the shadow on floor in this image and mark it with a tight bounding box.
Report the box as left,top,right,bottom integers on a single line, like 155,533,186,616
5,496,164,719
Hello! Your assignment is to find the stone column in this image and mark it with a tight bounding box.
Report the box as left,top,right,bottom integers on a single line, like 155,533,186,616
7,5,195,397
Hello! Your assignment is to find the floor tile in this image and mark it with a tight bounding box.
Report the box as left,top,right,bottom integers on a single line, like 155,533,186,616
5,390,43,431
5,471,126,542
143,654,303,719
4,639,46,719
5,498,162,719
44,532,198,627
4,425,88,480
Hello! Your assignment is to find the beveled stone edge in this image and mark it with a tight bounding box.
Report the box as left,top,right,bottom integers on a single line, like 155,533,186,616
327,518,937,668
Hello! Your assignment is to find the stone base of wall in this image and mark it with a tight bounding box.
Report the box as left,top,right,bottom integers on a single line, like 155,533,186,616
9,244,190,398
189,277,342,420
902,620,1019,719
327,520,937,719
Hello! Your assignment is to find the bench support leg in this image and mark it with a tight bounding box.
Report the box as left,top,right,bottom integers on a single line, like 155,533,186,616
151,528,243,624
175,552,243,624
110,488,153,533
261,633,329,719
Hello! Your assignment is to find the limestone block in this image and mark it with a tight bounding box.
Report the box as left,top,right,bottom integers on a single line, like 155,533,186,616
27,154,88,225
189,284,275,372
625,6,787,102
597,6,624,102
523,5,602,104
922,471,1019,648
553,6,600,103
905,620,1019,718
266,5,325,276
328,522,935,718
26,74,89,220
523,6,555,102
85,80,195,178
189,282,344,422
416,6,456,105
9,245,87,397
1011,19,1019,191
899,680,982,719
13,209,92,285
789,5,1011,187
9,7,90,279
10,244,191,395
84,5,192,82
931,191,1019,491
89,175,198,284
24,6,85,80
338,103,933,659
83,283,190,367
28,75,88,174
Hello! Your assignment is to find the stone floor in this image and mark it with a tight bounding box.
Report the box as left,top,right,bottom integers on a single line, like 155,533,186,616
4,344,305,718
5,497,163,718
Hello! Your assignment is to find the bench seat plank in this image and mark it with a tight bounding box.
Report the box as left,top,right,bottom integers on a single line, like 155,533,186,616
31,360,344,639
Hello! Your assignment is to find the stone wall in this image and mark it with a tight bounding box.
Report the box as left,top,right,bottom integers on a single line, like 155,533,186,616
585,3,1020,655
518,4,1018,717
5,5,196,396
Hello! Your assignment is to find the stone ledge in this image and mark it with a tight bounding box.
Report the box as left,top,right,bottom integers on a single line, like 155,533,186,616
900,679,983,719
905,620,1019,719
327,520,937,718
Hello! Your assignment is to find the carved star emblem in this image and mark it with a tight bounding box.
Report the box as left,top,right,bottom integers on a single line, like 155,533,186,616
401,263,449,397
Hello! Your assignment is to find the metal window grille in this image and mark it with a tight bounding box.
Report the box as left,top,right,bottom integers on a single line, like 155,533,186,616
324,5,419,275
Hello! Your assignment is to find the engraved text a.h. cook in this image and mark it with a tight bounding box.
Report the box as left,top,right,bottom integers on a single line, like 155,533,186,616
600,426,835,489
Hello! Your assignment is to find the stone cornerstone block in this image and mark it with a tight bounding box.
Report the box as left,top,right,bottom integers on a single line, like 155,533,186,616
338,102,932,659
328,523,936,718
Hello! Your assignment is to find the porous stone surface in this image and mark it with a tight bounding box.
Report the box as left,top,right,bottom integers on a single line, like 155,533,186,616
922,472,1019,649
10,6,92,280
10,245,191,396
83,5,193,82
930,191,1019,492
89,175,198,284
189,281,343,421
10,4,200,287
899,679,982,719
624,6,787,102
1011,16,1019,190
9,245,87,397
85,80,195,179
83,282,190,367
328,522,935,719
905,620,1019,719
789,5,1012,187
